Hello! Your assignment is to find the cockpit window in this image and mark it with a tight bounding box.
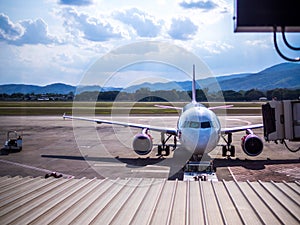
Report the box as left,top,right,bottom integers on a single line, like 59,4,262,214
182,121,212,128
201,121,211,128
190,121,200,128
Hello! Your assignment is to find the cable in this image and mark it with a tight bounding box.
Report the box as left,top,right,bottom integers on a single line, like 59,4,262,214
273,26,300,62
281,26,300,51
283,140,300,152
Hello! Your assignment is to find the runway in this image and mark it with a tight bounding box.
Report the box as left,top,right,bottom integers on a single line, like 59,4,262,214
0,115,299,181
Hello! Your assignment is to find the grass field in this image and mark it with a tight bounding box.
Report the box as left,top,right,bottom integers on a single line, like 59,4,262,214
0,101,264,116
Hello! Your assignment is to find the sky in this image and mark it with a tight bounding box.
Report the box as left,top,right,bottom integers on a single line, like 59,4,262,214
0,0,299,86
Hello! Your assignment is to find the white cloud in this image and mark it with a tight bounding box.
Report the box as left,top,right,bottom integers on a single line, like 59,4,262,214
0,42,97,85
113,8,163,38
179,0,218,10
179,0,231,14
0,1,288,86
245,39,271,49
0,13,23,41
58,0,93,6
198,41,233,54
168,17,198,40
0,13,58,46
60,7,124,42
17,19,58,45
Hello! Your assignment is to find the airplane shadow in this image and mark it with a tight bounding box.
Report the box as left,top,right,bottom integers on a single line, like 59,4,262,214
41,154,300,170
41,154,168,167
213,158,300,170
41,147,192,180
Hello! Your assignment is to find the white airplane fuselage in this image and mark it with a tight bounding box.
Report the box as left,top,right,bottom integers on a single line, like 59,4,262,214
177,103,221,155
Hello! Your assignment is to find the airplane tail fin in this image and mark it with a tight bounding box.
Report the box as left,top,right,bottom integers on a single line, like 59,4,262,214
192,64,197,104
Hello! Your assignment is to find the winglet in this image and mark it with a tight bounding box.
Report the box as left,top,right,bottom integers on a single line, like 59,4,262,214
192,64,197,104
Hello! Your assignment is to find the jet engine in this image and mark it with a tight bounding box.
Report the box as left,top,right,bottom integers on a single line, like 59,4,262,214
133,130,153,155
241,132,264,156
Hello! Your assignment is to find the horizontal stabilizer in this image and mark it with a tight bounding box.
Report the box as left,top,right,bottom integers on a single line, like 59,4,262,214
208,105,234,110
154,105,182,110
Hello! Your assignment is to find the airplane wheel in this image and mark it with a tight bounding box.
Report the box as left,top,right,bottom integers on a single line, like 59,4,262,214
165,146,170,156
157,145,162,156
222,146,227,157
230,146,235,157
0,148,8,155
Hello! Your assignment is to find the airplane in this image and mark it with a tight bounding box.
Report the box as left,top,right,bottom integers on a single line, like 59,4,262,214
63,65,264,160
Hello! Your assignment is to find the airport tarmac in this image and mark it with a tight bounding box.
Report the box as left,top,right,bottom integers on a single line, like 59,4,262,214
0,115,299,181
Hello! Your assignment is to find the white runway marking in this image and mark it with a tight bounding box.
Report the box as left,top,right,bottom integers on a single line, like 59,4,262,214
131,165,170,173
227,166,237,182
93,162,170,173
0,159,74,178
226,118,252,125
131,169,169,173
93,163,126,167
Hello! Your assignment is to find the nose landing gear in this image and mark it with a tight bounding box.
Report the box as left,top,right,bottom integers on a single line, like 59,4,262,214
221,132,235,157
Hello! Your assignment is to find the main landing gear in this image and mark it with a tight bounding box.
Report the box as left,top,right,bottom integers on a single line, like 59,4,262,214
157,132,177,156
221,133,235,157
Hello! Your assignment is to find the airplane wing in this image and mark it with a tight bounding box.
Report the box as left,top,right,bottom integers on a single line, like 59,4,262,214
221,124,263,134
63,114,178,136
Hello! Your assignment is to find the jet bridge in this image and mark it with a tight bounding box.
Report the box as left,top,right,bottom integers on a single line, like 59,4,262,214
262,100,300,152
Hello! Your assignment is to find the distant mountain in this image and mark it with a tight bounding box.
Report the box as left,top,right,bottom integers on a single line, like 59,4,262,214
0,63,299,94
0,83,121,95
0,84,41,95
39,83,76,94
0,83,76,95
76,85,122,93
117,73,253,93
217,63,300,91
125,63,300,92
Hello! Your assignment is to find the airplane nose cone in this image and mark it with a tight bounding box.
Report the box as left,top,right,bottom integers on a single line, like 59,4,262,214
196,134,209,150
180,129,213,155
193,131,211,154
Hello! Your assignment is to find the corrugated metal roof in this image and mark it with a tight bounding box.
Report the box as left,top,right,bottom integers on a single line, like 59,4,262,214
0,176,299,225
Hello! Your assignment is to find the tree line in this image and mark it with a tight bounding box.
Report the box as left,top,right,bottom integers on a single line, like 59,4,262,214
74,88,300,102
1,88,299,102
0,92,74,101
